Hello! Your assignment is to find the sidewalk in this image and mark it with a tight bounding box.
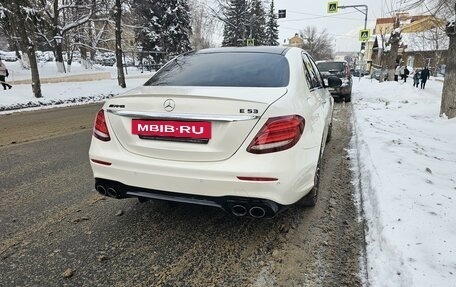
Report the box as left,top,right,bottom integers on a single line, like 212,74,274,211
352,78,456,286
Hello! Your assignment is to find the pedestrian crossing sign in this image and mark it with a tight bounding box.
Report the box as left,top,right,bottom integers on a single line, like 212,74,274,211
359,29,370,41
246,39,255,46
327,1,338,13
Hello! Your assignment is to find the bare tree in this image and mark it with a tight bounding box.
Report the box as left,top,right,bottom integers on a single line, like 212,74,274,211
406,25,448,76
35,0,95,73
1,0,42,98
441,2,455,118
385,17,401,81
189,0,215,50
401,0,456,118
299,26,333,60
114,0,125,88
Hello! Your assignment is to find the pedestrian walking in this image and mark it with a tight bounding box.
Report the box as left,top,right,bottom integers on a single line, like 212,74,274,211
394,65,400,81
0,59,12,90
403,67,410,83
400,65,405,80
413,70,420,88
420,67,430,89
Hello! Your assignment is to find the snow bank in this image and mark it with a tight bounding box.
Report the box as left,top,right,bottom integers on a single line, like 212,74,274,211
352,78,456,286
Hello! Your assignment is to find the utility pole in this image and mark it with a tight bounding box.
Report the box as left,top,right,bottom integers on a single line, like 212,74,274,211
338,5,369,77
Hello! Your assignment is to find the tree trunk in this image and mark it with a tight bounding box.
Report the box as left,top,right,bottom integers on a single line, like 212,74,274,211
13,0,41,98
55,41,66,73
114,0,126,88
27,47,42,98
440,12,456,118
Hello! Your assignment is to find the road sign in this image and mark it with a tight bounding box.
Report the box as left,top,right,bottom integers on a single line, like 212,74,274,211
278,9,286,18
246,39,255,46
359,29,370,41
327,1,338,13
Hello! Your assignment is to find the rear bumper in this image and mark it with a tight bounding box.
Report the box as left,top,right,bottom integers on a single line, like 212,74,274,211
329,85,352,96
94,178,287,218
89,137,319,206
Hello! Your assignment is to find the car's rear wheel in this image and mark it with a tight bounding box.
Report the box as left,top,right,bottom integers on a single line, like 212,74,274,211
298,155,322,207
344,93,352,102
326,115,333,143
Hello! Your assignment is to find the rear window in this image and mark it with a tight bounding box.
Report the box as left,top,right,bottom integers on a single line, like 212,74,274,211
316,62,346,73
144,52,290,87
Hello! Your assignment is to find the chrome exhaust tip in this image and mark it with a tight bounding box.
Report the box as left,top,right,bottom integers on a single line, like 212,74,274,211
106,187,118,198
249,206,266,218
96,185,107,196
231,205,248,217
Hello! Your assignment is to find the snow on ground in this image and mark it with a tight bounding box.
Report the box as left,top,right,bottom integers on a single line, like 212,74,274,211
1,61,455,286
352,77,456,286
0,62,152,113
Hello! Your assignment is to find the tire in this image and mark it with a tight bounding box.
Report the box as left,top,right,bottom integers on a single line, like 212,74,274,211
344,93,352,102
298,156,322,207
326,122,332,143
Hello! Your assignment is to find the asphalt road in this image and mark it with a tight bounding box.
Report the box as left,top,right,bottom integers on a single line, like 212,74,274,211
0,103,364,286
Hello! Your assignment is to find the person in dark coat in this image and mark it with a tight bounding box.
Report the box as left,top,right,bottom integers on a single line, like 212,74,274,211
0,59,12,90
413,70,420,88
420,67,430,89
403,67,410,83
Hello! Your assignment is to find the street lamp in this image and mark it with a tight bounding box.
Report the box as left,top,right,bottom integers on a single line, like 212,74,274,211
54,35,63,44
137,44,144,73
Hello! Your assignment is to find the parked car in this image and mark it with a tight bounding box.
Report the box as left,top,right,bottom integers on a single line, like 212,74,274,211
371,68,388,82
94,52,116,66
0,51,18,62
316,60,352,102
89,46,341,218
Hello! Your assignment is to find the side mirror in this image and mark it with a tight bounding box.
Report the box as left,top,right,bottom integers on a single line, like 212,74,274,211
327,76,342,88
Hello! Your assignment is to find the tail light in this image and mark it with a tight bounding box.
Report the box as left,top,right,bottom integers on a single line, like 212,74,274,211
93,109,111,141
247,115,305,154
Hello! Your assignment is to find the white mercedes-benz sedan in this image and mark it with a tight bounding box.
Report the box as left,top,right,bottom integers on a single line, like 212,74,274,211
89,46,341,218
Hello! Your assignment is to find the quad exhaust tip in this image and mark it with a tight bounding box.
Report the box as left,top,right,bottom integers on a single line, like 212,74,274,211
231,205,248,217
106,187,118,198
96,185,107,196
249,206,266,218
95,185,119,198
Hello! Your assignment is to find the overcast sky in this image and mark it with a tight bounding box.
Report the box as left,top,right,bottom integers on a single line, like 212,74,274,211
208,0,424,52
275,0,391,52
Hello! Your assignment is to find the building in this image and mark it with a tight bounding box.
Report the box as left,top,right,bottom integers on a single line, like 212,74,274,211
286,33,304,47
368,13,448,74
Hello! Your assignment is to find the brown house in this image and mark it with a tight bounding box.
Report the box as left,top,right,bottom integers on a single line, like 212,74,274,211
369,13,448,74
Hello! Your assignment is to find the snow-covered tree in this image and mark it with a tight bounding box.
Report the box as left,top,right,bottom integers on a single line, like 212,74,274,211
221,0,250,46
0,0,42,98
114,0,126,88
35,0,95,73
249,0,266,46
265,0,279,46
135,0,192,56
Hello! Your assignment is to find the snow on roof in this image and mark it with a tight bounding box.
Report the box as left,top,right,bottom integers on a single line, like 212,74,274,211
448,15,455,28
401,31,449,52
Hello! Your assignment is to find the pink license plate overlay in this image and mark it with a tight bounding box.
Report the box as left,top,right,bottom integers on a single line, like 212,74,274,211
132,120,212,139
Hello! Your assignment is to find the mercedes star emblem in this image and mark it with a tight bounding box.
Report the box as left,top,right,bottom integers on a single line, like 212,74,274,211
163,99,175,112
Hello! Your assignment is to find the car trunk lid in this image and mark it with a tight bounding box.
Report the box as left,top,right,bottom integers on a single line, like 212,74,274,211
106,86,287,162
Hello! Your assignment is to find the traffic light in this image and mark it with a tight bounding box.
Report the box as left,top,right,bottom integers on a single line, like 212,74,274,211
278,10,286,18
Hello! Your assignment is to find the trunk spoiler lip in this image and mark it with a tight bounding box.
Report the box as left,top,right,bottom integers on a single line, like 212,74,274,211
107,109,260,122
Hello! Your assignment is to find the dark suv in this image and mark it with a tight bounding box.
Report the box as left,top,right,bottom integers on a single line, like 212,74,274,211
316,60,353,102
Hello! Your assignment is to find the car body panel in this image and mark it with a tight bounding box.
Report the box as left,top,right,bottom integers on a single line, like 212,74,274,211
89,47,333,211
316,60,353,98
105,86,287,162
